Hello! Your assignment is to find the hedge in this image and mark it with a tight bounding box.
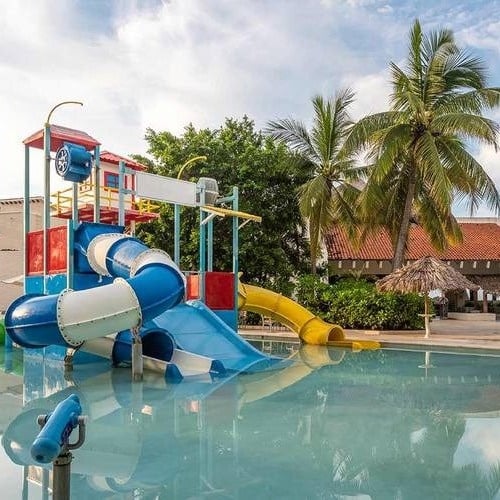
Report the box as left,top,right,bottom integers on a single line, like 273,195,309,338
295,275,425,330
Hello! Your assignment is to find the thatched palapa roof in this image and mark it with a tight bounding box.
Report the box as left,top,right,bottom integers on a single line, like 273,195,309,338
376,256,479,294
469,275,500,294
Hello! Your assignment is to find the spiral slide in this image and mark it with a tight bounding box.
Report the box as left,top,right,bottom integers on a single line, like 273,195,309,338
238,282,379,350
5,224,280,378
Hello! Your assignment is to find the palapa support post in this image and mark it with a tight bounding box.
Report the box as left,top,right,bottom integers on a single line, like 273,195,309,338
424,295,431,339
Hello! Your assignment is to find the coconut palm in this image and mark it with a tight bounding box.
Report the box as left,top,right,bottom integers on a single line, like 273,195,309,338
267,90,363,274
345,20,500,270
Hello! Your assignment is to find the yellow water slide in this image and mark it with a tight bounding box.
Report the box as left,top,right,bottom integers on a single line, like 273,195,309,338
238,282,379,349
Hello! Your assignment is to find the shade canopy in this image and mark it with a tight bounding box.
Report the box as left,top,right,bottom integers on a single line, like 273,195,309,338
377,256,479,338
376,256,479,294
469,275,500,294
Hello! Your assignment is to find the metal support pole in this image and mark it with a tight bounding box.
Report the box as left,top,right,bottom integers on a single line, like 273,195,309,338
174,203,181,266
42,101,83,293
232,187,239,316
132,327,143,382
23,145,30,283
42,468,49,500
118,160,125,226
93,144,100,222
207,218,213,272
22,466,28,500
66,219,74,290
43,124,51,294
71,183,78,227
52,452,72,499
64,347,77,373
199,187,206,302
199,209,206,302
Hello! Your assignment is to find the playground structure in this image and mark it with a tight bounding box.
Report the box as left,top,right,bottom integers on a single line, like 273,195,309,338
5,117,378,380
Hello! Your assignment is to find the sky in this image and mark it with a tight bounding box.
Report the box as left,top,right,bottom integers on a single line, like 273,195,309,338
1,0,500,215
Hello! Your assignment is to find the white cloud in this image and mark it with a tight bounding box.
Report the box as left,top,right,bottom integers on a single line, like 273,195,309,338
454,418,500,474
1,0,499,223
2,0,396,197
377,4,393,14
459,20,500,53
341,70,391,118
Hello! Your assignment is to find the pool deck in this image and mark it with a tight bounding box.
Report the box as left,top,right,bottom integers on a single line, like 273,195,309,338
240,319,500,353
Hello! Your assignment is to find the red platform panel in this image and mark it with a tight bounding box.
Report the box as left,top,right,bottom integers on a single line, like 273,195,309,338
27,230,44,274
205,272,234,310
27,226,68,275
186,274,200,300
48,226,68,273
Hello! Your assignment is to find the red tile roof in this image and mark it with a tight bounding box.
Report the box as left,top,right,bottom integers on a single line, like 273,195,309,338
326,223,500,261
100,151,146,171
23,125,100,152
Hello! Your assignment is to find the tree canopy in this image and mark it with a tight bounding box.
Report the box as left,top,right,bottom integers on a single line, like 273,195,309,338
135,116,310,293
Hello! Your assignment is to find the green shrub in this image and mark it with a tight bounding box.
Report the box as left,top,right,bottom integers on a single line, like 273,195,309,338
295,275,425,330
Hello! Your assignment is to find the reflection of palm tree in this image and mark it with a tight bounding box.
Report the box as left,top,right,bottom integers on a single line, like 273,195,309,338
331,449,370,498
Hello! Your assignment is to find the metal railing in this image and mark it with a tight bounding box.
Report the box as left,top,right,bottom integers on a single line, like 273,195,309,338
50,184,161,217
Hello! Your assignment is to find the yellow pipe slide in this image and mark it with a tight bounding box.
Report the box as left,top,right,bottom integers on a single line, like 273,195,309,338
238,282,379,350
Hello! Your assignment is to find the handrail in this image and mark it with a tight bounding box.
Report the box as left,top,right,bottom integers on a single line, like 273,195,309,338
50,183,161,217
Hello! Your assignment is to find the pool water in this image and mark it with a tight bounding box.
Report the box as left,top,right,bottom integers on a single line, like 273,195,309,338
2,343,500,499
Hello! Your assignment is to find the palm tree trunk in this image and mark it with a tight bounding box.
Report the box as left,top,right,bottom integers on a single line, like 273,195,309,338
309,219,319,275
392,168,416,271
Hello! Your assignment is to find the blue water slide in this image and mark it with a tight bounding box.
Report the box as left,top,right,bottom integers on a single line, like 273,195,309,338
5,223,185,349
136,300,282,373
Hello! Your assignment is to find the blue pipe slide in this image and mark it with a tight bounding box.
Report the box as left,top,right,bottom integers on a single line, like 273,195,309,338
5,224,185,349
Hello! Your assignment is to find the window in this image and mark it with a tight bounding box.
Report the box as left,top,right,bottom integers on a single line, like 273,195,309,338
104,172,119,189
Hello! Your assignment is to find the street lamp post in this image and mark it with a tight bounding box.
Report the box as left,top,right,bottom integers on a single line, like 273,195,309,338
43,101,83,293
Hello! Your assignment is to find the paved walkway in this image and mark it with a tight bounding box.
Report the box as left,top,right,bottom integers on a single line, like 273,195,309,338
240,319,500,352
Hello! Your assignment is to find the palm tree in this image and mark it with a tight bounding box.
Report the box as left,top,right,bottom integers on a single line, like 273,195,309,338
345,20,500,270
267,91,363,274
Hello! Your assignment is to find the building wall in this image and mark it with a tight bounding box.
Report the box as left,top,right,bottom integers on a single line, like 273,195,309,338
0,198,64,312
329,259,500,278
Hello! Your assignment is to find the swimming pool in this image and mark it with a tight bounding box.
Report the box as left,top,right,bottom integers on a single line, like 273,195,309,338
2,344,500,499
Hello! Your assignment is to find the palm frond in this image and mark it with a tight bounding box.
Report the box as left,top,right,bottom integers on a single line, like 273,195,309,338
266,118,320,163
342,112,403,154
438,136,500,214
432,113,499,147
413,131,452,210
434,88,500,115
